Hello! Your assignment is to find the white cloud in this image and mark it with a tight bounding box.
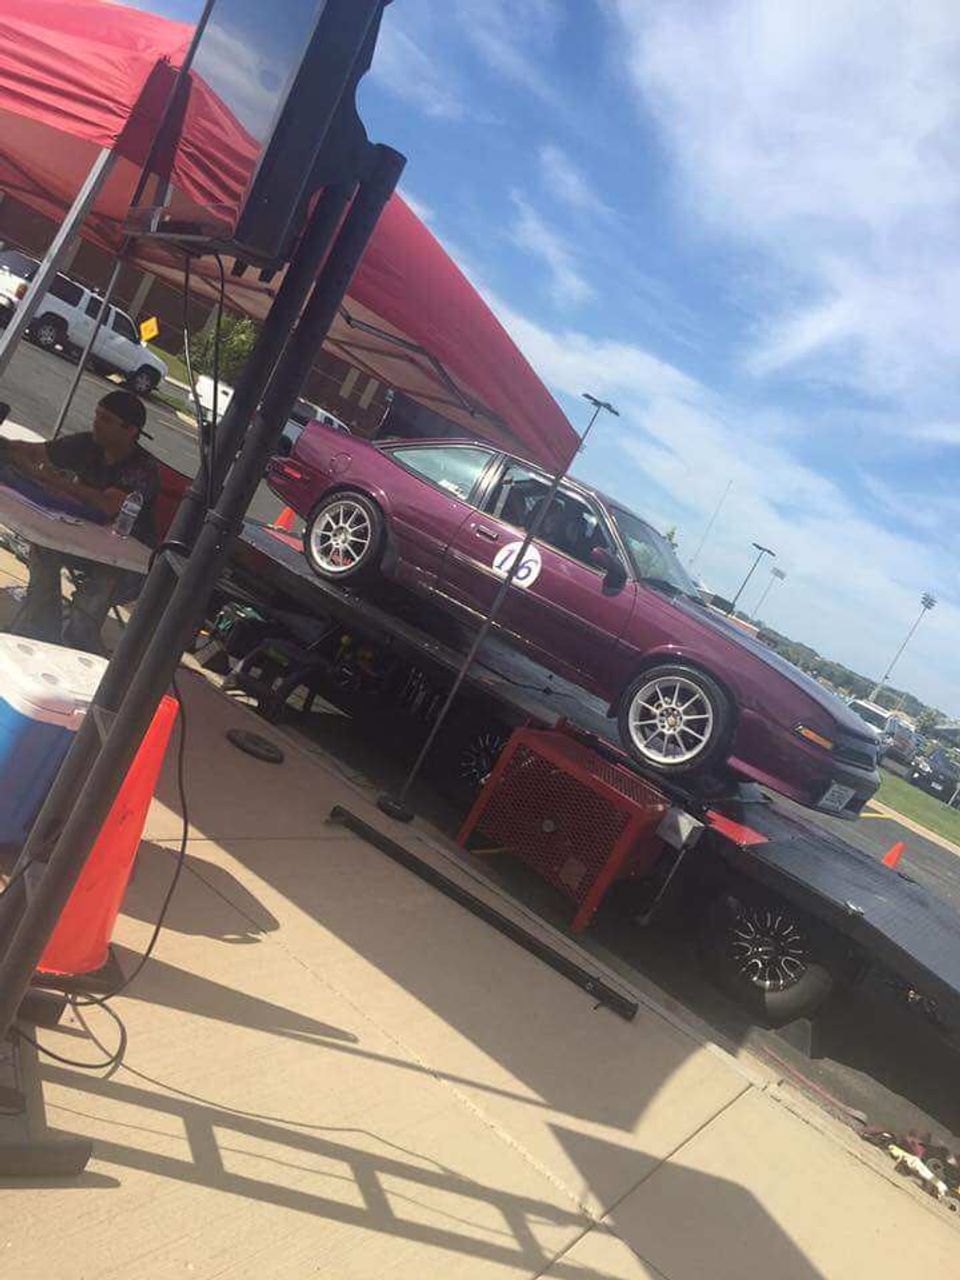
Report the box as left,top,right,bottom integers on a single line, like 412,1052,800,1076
608,1,960,407
370,21,465,119
510,196,595,306
539,145,611,216
399,189,435,225
454,0,563,105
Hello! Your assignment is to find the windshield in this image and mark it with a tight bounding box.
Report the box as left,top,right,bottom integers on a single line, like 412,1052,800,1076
610,507,700,598
851,702,889,730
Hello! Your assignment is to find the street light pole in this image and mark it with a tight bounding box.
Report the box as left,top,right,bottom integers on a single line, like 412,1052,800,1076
753,566,786,619
729,542,775,615
870,592,936,702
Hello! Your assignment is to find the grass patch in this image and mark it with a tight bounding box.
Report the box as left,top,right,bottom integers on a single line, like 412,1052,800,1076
150,345,190,387
876,770,960,845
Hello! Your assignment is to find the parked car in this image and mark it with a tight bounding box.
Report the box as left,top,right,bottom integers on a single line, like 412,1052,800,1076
848,699,916,765
266,427,880,815
910,749,960,804
0,251,166,395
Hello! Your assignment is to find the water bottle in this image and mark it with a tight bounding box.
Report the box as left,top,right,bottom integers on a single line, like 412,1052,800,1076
113,490,143,538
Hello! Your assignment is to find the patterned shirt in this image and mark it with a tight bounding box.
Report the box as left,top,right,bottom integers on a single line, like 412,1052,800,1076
47,432,159,544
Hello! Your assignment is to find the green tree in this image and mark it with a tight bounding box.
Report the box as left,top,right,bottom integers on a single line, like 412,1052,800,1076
188,313,259,385
663,526,679,549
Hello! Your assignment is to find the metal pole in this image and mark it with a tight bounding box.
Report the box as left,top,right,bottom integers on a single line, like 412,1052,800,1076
0,149,117,382
0,146,405,1043
729,543,775,615
377,392,620,823
870,594,936,702
7,182,355,891
51,259,125,439
688,478,732,570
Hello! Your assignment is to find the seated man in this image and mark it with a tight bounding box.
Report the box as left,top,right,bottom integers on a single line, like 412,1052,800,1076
2,389,158,651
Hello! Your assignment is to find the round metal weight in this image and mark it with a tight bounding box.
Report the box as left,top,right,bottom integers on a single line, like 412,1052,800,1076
226,729,285,764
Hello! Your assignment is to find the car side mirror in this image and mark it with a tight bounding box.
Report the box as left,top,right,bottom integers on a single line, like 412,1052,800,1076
590,546,627,591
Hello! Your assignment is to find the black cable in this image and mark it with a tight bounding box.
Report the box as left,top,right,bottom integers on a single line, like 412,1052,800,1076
20,672,191,1071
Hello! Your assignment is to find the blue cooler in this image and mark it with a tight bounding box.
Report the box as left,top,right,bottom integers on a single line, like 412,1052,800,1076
0,637,107,848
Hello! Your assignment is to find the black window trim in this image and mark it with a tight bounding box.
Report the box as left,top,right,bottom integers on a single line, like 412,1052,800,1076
477,454,627,578
112,308,139,342
382,440,501,506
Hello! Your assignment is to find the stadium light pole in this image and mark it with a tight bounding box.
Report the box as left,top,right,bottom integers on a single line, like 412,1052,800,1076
870,592,937,702
729,542,775,615
753,565,786,619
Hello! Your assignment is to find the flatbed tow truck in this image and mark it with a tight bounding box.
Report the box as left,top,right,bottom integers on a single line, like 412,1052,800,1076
215,519,960,1046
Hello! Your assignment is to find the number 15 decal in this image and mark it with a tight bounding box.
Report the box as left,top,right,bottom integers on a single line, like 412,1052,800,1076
493,540,543,588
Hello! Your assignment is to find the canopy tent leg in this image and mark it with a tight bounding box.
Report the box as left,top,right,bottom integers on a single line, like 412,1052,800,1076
0,147,117,383
51,256,124,439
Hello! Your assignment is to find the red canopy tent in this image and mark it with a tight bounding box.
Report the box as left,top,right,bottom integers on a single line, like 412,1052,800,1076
0,0,578,468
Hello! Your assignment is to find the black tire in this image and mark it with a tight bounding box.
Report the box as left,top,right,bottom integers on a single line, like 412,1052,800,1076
700,888,836,1025
617,662,732,776
32,314,65,352
128,366,160,396
304,491,384,584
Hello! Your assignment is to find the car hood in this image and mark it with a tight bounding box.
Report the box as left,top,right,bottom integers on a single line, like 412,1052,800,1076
667,595,878,739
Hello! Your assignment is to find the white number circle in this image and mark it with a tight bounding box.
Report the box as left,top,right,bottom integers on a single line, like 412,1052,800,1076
493,541,542,588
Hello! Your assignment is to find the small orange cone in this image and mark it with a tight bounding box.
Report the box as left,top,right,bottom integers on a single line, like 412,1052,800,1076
273,506,297,531
38,696,178,977
882,841,906,869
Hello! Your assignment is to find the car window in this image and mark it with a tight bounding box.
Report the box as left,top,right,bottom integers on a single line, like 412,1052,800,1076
112,310,140,342
86,296,105,319
484,461,612,567
48,274,83,306
610,506,700,597
0,250,38,280
390,445,494,501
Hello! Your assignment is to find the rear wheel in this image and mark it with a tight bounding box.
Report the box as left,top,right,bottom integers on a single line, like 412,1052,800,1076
618,663,732,776
700,888,836,1024
304,491,384,584
32,314,65,352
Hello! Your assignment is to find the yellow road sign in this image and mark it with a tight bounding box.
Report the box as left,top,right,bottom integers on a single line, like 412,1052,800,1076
139,316,160,343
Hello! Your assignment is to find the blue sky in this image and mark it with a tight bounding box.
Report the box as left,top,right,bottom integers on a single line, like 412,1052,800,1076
131,1,960,714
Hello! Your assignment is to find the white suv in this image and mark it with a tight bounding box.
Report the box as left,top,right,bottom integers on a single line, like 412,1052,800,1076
0,250,167,396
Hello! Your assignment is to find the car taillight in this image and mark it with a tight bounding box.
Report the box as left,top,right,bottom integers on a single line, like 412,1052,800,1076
275,461,306,481
15,283,27,300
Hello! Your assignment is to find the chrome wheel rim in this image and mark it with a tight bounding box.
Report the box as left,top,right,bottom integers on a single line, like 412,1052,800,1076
133,371,154,393
627,675,714,764
730,908,807,991
36,323,57,347
309,499,372,575
459,730,506,792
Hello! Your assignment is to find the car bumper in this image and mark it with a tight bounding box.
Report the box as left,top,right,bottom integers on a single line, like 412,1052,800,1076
729,713,879,818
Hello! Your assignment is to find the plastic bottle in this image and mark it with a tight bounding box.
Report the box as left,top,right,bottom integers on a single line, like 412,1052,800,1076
113,490,143,538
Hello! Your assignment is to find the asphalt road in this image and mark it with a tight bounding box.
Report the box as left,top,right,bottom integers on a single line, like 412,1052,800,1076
0,341,280,524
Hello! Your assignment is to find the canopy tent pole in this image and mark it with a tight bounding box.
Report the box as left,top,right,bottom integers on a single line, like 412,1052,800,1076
0,144,405,1048
377,392,620,824
0,147,116,381
51,256,124,438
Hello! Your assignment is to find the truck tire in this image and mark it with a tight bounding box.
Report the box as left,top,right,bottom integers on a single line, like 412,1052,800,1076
128,366,160,395
700,887,836,1025
31,314,65,352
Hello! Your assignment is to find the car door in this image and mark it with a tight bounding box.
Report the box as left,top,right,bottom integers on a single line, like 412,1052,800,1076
377,442,499,590
100,307,140,373
438,457,637,684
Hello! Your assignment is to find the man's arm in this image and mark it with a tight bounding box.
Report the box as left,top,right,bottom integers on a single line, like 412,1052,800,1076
2,439,50,476
35,468,127,519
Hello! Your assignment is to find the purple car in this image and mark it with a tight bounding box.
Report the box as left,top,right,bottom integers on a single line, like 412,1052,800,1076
266,425,880,816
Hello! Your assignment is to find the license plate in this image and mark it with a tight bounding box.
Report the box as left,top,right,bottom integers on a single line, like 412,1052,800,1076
820,781,856,813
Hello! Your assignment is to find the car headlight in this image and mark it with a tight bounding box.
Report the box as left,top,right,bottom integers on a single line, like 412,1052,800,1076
796,724,834,751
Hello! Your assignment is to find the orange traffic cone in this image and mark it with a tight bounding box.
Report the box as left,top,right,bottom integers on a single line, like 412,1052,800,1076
38,695,179,977
882,841,906,869
273,506,297,532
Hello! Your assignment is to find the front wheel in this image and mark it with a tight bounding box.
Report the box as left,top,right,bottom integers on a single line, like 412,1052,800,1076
618,663,732,776
304,491,384,584
128,366,160,396
32,314,64,352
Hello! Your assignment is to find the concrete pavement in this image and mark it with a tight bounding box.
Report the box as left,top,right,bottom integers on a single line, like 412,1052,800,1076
3,665,957,1279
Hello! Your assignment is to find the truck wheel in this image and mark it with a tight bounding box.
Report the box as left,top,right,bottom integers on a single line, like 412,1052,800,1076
32,314,65,352
700,888,836,1025
305,491,384,584
128,366,160,395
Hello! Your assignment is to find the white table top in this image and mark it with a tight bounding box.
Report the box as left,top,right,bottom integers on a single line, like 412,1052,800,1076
0,480,151,575
0,418,151,573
